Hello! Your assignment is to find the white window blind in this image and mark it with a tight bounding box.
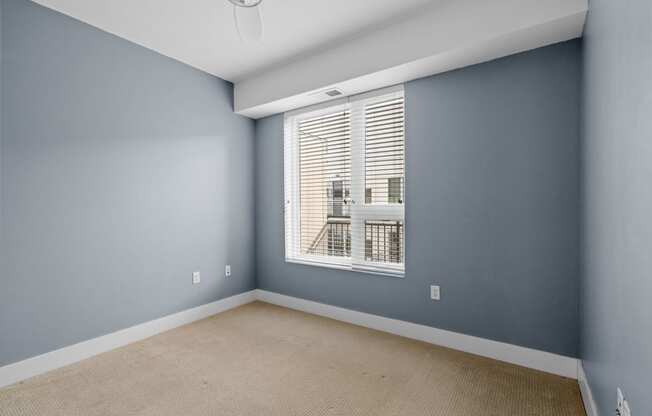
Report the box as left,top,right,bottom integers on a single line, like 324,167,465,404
284,85,405,276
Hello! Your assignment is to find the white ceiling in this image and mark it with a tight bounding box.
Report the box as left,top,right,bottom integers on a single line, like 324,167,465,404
32,0,434,82
32,0,587,119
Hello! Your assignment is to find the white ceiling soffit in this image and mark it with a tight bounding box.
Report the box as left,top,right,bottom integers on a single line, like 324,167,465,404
235,0,588,119
30,0,434,82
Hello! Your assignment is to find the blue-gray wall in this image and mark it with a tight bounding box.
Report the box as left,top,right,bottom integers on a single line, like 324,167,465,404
581,0,652,414
0,1,3,267
256,40,582,357
0,0,255,366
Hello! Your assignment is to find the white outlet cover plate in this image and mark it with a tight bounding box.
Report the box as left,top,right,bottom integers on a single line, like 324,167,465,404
225,265,231,277
430,285,440,300
192,271,201,284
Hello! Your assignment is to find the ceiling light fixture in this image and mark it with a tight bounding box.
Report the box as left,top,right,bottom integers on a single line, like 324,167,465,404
228,0,262,7
227,0,264,42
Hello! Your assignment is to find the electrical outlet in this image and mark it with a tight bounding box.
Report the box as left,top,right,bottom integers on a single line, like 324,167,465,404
225,264,231,277
430,285,440,300
192,271,201,284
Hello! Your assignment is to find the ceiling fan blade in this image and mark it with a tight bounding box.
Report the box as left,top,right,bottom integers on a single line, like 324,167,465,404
233,5,263,42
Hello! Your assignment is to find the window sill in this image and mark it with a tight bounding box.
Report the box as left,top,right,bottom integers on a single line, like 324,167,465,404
285,257,405,279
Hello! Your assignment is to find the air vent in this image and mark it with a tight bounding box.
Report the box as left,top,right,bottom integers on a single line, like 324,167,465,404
325,89,343,97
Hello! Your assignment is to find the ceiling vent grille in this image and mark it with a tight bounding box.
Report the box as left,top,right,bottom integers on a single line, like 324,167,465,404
325,89,343,97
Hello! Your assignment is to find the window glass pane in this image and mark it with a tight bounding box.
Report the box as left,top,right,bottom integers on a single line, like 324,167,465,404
298,110,351,258
364,97,405,204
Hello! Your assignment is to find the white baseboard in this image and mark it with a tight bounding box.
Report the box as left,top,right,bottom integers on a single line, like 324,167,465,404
256,289,579,379
0,290,257,389
578,361,599,416
0,288,580,389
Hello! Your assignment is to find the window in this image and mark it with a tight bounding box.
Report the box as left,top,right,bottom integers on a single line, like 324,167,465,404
284,85,405,276
365,188,372,204
387,178,403,204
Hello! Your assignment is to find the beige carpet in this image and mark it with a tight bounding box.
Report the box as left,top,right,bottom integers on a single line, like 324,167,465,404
0,302,585,416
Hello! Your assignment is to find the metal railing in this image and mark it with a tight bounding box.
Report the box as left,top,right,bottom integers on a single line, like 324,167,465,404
364,220,403,264
307,219,403,264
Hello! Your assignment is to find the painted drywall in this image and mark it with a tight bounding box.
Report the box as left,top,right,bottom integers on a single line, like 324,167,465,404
255,40,581,357
581,0,652,414
0,0,255,366
0,0,3,265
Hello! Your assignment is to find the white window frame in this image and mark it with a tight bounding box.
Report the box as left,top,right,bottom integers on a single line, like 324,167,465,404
284,85,405,277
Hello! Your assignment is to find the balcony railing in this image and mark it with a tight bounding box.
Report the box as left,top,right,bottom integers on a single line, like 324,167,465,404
307,218,403,265
364,220,403,264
